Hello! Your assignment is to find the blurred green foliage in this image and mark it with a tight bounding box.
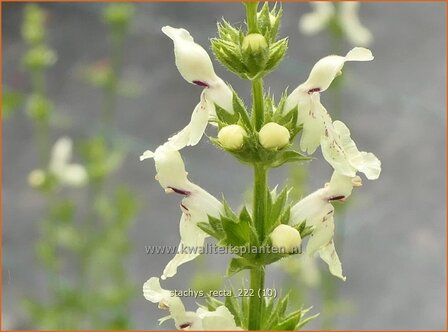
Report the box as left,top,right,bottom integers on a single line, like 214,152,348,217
16,3,139,329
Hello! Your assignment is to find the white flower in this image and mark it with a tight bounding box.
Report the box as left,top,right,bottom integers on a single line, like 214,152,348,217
258,122,291,150
49,137,87,187
140,144,223,279
299,2,372,46
270,224,302,253
321,120,381,180
299,2,334,36
289,171,362,280
162,26,234,150
283,47,373,154
143,277,242,330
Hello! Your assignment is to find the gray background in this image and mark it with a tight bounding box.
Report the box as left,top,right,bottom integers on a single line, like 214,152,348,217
2,1,446,330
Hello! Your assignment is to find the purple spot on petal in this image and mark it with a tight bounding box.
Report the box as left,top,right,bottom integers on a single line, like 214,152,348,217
193,80,209,88
329,195,345,201
308,87,321,94
179,322,192,329
168,187,191,196
180,203,189,211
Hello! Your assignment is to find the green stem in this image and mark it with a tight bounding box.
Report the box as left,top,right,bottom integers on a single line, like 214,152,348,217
249,267,265,330
247,0,267,321
244,2,259,33
102,31,125,139
248,163,267,330
252,79,264,130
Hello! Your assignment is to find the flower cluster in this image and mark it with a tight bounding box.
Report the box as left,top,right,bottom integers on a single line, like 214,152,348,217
141,3,380,329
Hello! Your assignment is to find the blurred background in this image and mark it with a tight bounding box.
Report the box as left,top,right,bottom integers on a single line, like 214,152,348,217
2,1,446,330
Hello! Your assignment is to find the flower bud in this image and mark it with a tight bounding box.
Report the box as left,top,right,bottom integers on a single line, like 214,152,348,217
28,169,46,188
270,224,302,254
242,33,268,54
217,125,246,150
258,122,290,150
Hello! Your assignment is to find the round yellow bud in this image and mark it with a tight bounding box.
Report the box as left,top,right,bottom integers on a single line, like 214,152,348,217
217,125,247,150
28,169,46,188
242,33,268,54
270,224,302,254
258,122,290,150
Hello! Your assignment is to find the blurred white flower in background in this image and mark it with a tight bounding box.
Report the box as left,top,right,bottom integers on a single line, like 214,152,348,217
28,137,87,188
299,2,373,46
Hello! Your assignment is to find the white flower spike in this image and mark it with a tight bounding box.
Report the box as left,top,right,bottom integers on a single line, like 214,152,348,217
143,277,242,330
140,144,223,279
299,2,373,47
162,26,234,151
283,47,373,154
289,171,363,280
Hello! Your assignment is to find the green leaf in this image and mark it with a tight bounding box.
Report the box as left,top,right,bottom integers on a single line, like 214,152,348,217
197,222,222,240
225,290,242,326
265,38,288,73
227,257,255,276
270,150,311,168
296,312,320,329
222,216,251,247
205,296,224,311
208,215,226,238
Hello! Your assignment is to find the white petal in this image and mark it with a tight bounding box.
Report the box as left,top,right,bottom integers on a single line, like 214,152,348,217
284,87,305,116
290,188,329,225
318,240,346,281
162,26,218,86
162,214,208,280
306,210,335,255
321,125,358,178
150,144,190,190
143,277,187,325
59,164,88,187
325,171,359,200
143,277,172,303
345,47,374,62
299,2,334,35
49,137,73,174
331,120,381,180
339,2,373,46
167,92,212,150
204,77,234,115
300,47,373,93
140,150,154,161
299,94,332,154
198,306,242,330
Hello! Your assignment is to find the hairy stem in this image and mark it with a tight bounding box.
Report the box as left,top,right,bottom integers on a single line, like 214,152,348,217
246,3,267,328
